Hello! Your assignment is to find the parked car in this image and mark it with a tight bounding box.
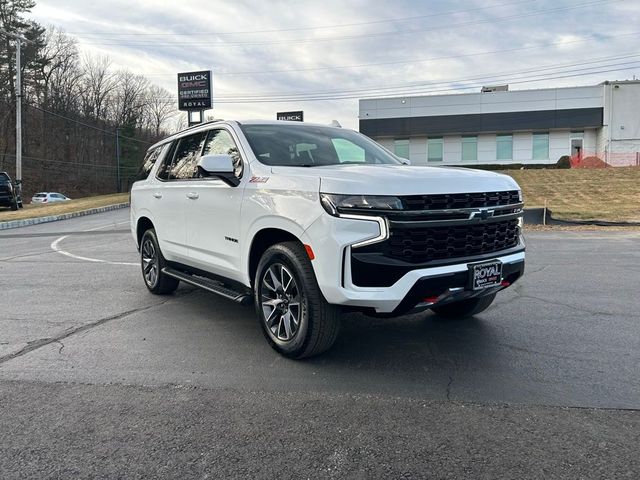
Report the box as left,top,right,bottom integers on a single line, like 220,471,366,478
0,171,19,211
130,120,525,358
31,192,71,204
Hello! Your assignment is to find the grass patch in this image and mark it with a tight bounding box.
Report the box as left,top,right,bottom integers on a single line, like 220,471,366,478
503,167,640,222
0,193,129,223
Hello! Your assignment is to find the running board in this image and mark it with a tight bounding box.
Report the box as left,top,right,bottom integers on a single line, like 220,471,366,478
162,267,252,305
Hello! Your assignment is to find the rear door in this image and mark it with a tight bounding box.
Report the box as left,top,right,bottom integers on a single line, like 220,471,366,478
185,127,247,281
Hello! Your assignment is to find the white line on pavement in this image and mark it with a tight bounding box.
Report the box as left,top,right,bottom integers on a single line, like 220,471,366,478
50,221,138,266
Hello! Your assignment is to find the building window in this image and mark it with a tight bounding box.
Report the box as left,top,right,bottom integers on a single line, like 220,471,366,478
496,134,513,160
394,139,410,160
461,136,477,161
532,133,549,160
427,137,443,162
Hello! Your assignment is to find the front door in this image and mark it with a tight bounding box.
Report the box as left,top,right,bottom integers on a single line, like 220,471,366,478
186,128,247,282
152,132,207,263
571,138,583,160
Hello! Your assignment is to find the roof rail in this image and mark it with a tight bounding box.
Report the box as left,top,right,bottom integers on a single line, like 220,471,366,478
178,118,224,134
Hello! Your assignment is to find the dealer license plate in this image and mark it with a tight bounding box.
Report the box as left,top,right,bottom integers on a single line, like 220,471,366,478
470,261,502,290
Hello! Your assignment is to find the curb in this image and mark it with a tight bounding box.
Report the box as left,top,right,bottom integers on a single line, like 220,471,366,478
0,202,130,230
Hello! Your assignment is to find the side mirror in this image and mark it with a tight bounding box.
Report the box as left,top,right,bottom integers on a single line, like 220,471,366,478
197,154,239,187
399,157,411,165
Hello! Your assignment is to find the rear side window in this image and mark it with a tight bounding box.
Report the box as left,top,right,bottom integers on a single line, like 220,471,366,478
0,173,10,184
137,146,163,181
34,193,47,198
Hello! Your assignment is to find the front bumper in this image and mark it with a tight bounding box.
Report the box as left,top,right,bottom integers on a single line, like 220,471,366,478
303,212,525,314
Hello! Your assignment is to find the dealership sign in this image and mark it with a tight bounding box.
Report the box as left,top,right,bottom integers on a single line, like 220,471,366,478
277,111,304,122
177,70,212,111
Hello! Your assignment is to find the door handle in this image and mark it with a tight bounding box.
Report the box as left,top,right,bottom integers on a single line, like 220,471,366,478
153,192,162,199
186,192,199,200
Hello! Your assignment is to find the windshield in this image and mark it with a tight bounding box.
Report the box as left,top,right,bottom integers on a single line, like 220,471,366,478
240,124,401,167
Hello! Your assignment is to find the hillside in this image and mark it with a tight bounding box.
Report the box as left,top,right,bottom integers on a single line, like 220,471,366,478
505,167,640,222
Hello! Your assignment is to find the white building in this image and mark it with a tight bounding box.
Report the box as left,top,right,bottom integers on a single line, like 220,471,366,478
359,81,640,167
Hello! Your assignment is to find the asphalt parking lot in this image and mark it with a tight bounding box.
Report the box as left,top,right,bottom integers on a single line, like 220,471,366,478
1,209,639,478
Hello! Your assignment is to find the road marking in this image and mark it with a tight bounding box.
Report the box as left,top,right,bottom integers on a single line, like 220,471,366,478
50,221,138,266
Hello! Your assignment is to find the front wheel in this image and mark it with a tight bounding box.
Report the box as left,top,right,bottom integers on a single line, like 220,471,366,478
254,242,341,359
431,293,496,318
140,228,179,295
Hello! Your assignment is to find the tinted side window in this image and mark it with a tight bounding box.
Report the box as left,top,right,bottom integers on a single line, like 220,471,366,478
137,146,163,181
156,142,178,180
170,132,207,180
203,129,243,179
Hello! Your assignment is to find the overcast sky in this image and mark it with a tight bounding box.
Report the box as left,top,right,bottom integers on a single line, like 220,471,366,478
29,0,640,129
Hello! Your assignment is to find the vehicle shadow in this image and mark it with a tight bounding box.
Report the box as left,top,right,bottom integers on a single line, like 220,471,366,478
319,311,499,366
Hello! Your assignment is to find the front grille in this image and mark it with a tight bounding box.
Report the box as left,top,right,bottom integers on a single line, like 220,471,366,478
385,219,520,263
402,190,520,210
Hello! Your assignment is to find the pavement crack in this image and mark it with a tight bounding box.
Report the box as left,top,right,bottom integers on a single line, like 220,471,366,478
0,300,172,366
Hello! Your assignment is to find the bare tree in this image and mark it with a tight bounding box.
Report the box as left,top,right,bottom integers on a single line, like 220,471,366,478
33,28,81,110
143,84,176,137
173,112,188,133
109,70,149,128
79,54,116,120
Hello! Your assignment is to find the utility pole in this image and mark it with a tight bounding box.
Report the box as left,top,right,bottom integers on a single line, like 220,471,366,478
15,36,22,204
0,27,28,207
115,127,121,193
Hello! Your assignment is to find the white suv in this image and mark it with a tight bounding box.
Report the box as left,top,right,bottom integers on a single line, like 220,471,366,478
131,120,525,358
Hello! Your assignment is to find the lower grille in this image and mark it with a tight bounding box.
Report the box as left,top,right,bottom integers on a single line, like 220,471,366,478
385,219,520,263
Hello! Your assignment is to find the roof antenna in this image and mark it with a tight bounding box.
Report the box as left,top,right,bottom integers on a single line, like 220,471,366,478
329,120,342,128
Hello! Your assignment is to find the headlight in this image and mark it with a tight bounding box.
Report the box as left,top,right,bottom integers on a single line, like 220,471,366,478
518,190,523,202
320,193,403,216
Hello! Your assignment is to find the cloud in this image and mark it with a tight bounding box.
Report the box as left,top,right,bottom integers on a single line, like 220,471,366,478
29,0,640,129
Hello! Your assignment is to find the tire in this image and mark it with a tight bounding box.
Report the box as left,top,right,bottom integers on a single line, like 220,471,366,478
10,201,17,211
431,293,497,319
140,228,179,295
254,241,341,359
18,201,23,209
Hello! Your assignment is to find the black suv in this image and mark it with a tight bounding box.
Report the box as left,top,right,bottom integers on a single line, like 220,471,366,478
0,172,20,211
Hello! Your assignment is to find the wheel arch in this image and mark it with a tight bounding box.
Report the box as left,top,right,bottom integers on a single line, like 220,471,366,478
136,216,155,250
248,228,303,286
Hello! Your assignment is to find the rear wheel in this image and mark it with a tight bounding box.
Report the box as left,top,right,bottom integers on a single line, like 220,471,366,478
431,293,496,318
140,228,179,295
254,241,341,359
10,200,17,211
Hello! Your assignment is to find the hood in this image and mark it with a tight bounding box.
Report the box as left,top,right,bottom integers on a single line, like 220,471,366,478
271,164,520,195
